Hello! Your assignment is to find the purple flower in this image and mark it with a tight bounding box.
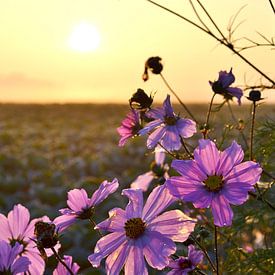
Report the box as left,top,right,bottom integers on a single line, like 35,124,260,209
139,95,196,151
167,245,204,275
209,68,243,105
88,185,196,274
131,146,169,191
0,204,56,275
53,255,80,275
54,178,119,232
166,139,262,227
0,241,31,274
117,110,141,146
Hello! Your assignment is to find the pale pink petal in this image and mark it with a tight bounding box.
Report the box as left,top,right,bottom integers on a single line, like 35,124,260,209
105,242,130,275
138,119,163,135
90,178,119,206
147,126,166,149
122,189,143,219
143,231,176,270
96,208,127,232
211,195,233,227
67,189,91,212
148,210,196,242
171,159,206,181
131,172,154,192
142,185,176,222
7,204,30,240
194,139,220,176
224,161,262,184
176,118,197,138
216,141,244,176
53,215,77,233
125,239,148,275
88,232,126,267
0,214,10,240
161,126,181,151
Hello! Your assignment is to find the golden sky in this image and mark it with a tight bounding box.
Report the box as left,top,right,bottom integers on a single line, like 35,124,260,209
0,0,274,103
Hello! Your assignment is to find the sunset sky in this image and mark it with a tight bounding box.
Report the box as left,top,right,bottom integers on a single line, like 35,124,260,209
0,0,274,104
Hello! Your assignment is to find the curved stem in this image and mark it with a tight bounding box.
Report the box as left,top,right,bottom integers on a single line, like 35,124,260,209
214,226,219,275
160,73,198,123
204,93,215,138
146,0,275,86
180,136,194,159
51,247,74,275
191,235,216,272
227,101,249,150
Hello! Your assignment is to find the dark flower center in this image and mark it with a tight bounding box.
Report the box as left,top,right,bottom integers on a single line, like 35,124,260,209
164,116,177,126
211,81,225,94
124,218,146,239
150,161,165,177
0,269,12,275
204,175,223,192
131,123,142,135
179,259,192,270
78,207,94,220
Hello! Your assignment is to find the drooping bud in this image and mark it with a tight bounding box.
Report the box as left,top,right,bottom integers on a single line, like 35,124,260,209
129,88,153,110
142,56,163,81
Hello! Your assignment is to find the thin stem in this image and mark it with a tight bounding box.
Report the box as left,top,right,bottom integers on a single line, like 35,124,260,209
180,136,194,159
196,0,227,41
146,0,275,86
160,73,198,123
51,247,74,275
268,0,275,14
214,226,219,275
249,101,256,161
227,101,249,150
204,93,215,138
191,235,217,272
189,0,210,32
195,268,208,275
89,218,103,237
157,142,180,159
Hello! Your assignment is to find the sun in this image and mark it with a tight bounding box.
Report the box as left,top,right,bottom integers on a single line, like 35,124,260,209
68,22,100,52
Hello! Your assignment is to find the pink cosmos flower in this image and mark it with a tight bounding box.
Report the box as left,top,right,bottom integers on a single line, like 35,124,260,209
131,146,169,191
0,241,31,274
117,110,141,146
166,139,262,227
53,255,80,275
54,178,119,232
139,95,196,151
209,68,243,105
88,185,196,275
167,245,204,275
0,204,57,275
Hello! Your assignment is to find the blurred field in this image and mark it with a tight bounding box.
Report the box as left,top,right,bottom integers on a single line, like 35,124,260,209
0,103,274,274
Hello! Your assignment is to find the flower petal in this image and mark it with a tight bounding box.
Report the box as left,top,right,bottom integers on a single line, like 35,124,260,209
90,178,119,206
218,69,235,88
146,126,166,149
161,126,181,151
124,239,148,275
138,119,163,135
12,256,31,274
7,204,30,240
171,159,206,181
67,189,91,212
0,214,10,240
53,215,77,233
88,232,126,267
122,189,143,219
163,95,174,117
96,208,127,232
105,242,130,275
24,250,45,275
143,230,176,270
211,195,233,227
142,185,176,222
131,172,154,192
146,108,165,120
155,146,165,165
227,87,243,105
188,245,204,266
224,161,262,184
148,210,196,242
176,118,197,138
194,139,220,176
166,177,212,208
216,141,244,176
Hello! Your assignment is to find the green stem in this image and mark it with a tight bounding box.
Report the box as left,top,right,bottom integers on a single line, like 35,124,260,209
214,226,219,275
249,101,256,161
204,93,215,138
180,136,194,159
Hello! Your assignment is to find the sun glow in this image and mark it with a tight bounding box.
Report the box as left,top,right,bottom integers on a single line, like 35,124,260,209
68,22,100,52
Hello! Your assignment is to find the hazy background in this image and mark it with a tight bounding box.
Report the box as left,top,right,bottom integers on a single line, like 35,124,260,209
0,0,274,103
